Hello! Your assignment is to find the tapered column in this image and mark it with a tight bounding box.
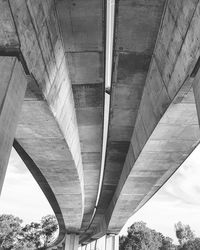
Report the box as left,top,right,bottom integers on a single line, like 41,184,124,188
65,234,79,250
0,57,27,193
105,234,119,250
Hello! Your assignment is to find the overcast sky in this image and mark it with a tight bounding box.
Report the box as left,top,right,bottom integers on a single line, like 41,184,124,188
0,148,53,224
1,144,200,244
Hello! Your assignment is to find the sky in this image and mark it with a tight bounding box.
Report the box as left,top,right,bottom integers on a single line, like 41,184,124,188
1,144,200,244
0,148,53,224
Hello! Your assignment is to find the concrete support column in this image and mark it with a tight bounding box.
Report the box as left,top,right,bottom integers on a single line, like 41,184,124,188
65,234,79,250
0,57,27,193
105,234,119,250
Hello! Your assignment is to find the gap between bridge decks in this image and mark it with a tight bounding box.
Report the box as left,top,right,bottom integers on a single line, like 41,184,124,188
85,0,116,232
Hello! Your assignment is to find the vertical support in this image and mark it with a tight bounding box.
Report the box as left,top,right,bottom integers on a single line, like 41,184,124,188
90,241,96,250
65,234,79,250
105,234,119,250
0,56,27,194
193,69,200,127
94,240,97,250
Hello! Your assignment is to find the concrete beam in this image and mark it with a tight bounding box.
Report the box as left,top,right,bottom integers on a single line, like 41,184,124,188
81,0,166,242
16,76,83,232
0,1,19,48
105,235,119,250
80,0,200,240
56,0,104,231
7,0,85,232
105,0,200,233
95,0,165,214
0,57,27,193
65,234,79,250
106,78,199,232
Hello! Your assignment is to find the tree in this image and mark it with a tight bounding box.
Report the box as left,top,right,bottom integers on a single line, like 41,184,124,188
0,214,58,249
39,215,58,248
21,222,42,249
21,215,58,249
0,214,22,249
160,237,174,250
175,222,195,246
175,222,200,250
119,236,128,250
119,221,174,250
180,238,200,250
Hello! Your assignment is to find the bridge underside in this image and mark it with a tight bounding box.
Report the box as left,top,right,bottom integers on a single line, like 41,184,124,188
1,0,200,248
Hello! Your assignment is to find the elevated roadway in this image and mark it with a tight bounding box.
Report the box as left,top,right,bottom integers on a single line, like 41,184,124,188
0,0,200,249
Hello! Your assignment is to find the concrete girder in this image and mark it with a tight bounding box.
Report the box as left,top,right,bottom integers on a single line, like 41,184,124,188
96,0,166,214
107,79,199,232
16,76,83,232
56,0,104,231
0,57,27,193
0,1,19,48
80,0,200,241
2,0,200,246
80,0,166,243
1,0,85,232
105,0,200,233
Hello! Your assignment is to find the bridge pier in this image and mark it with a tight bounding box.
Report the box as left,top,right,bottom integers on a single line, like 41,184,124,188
0,57,27,194
105,234,119,250
65,234,79,250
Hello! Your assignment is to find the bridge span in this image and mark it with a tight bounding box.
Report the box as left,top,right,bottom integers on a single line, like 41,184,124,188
1,0,200,249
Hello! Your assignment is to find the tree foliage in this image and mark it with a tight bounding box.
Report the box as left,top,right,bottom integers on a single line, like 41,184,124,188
179,238,200,250
175,221,194,246
0,214,58,250
0,215,22,249
175,221,200,250
119,221,174,250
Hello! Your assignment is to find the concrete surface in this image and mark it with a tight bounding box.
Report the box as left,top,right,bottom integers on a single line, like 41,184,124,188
56,0,104,232
1,0,200,249
9,0,85,232
89,0,200,239
0,57,27,193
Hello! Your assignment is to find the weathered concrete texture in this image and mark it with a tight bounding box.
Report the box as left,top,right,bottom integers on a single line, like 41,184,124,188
64,234,79,250
106,235,119,250
86,0,166,239
103,0,200,234
55,0,103,52
9,0,64,95
0,1,19,48
2,0,200,246
107,82,200,232
16,77,83,232
154,0,200,99
0,57,27,193
56,0,104,231
8,0,84,232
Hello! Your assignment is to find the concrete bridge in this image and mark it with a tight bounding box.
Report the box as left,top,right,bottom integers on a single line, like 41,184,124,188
1,0,200,249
